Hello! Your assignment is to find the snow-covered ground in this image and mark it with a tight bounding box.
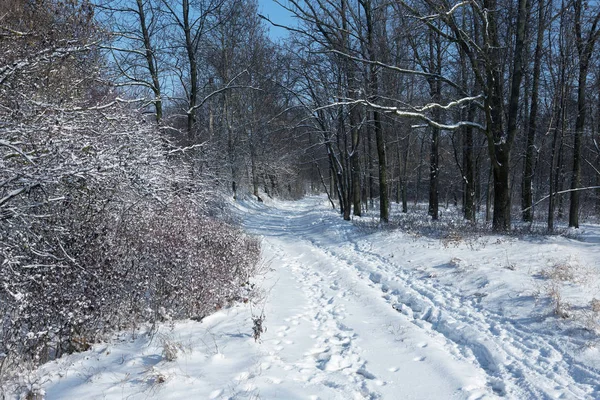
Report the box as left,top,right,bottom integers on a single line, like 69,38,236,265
9,196,600,399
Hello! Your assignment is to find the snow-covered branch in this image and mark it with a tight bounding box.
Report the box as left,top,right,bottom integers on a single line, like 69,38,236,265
0,140,36,164
420,1,471,20
29,97,147,112
316,98,485,131
415,95,484,113
0,43,96,86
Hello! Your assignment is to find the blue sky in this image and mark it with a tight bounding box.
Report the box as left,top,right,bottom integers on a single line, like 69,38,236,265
257,0,296,40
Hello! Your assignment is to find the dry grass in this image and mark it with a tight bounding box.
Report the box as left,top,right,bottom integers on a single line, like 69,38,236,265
547,283,570,319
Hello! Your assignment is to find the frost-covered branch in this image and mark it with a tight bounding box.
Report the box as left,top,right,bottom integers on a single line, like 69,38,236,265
415,95,484,113
0,43,96,86
420,1,471,20
523,186,600,213
30,97,147,112
0,140,36,164
317,98,485,131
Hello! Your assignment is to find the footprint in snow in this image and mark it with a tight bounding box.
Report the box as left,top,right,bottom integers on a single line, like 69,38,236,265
265,376,283,384
417,342,428,348
356,366,377,380
413,356,426,362
235,371,253,381
260,362,271,370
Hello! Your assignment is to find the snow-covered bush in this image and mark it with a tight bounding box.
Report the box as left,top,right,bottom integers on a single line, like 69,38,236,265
0,101,261,380
104,199,261,324
0,0,261,387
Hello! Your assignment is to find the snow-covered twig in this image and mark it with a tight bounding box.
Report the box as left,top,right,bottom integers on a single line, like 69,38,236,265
316,98,485,131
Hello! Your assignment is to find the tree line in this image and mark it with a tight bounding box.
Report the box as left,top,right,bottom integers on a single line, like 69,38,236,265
272,0,600,232
96,0,600,232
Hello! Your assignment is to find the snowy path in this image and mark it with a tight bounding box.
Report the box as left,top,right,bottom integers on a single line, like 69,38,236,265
22,196,600,399
240,197,600,399
244,205,490,399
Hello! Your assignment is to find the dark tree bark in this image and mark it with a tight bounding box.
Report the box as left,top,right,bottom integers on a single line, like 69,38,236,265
361,0,388,221
374,105,389,222
350,104,362,217
429,123,440,220
402,132,410,213
569,0,600,227
427,31,442,221
496,0,527,230
522,0,546,222
135,0,162,123
549,57,568,232
182,0,198,135
341,0,362,217
463,103,476,222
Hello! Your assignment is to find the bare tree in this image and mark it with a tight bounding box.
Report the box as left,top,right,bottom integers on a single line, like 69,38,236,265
568,0,600,228
97,0,166,122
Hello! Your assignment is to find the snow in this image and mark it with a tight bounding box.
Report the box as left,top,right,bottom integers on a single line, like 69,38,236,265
9,196,600,399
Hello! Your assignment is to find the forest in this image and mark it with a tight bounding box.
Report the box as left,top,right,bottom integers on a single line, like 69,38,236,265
2,0,600,395
93,0,600,232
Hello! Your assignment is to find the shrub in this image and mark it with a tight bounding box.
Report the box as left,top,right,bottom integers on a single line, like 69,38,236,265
0,2,261,390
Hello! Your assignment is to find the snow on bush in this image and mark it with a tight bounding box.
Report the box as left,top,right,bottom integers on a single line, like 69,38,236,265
0,2,261,387
0,106,261,383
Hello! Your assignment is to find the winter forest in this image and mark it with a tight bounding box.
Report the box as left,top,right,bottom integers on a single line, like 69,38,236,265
2,0,600,398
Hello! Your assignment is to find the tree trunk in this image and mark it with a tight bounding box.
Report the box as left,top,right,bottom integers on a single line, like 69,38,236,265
483,0,527,232
182,0,198,135
458,36,475,222
363,0,388,222
569,60,588,228
492,146,512,231
549,73,567,231
341,0,361,218
250,132,261,202
136,0,162,123
429,124,440,220
486,164,493,222
427,32,442,221
416,134,425,205
350,107,362,217
596,82,600,215
374,108,389,222
339,105,352,221
402,135,409,213
463,107,475,222
569,0,600,227
368,122,375,207
522,0,546,222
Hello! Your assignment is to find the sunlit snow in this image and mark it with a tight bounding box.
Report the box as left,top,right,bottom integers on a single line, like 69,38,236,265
17,196,600,399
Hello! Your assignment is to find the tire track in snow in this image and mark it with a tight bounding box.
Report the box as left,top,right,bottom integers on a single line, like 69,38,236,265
311,238,600,400
243,199,599,399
